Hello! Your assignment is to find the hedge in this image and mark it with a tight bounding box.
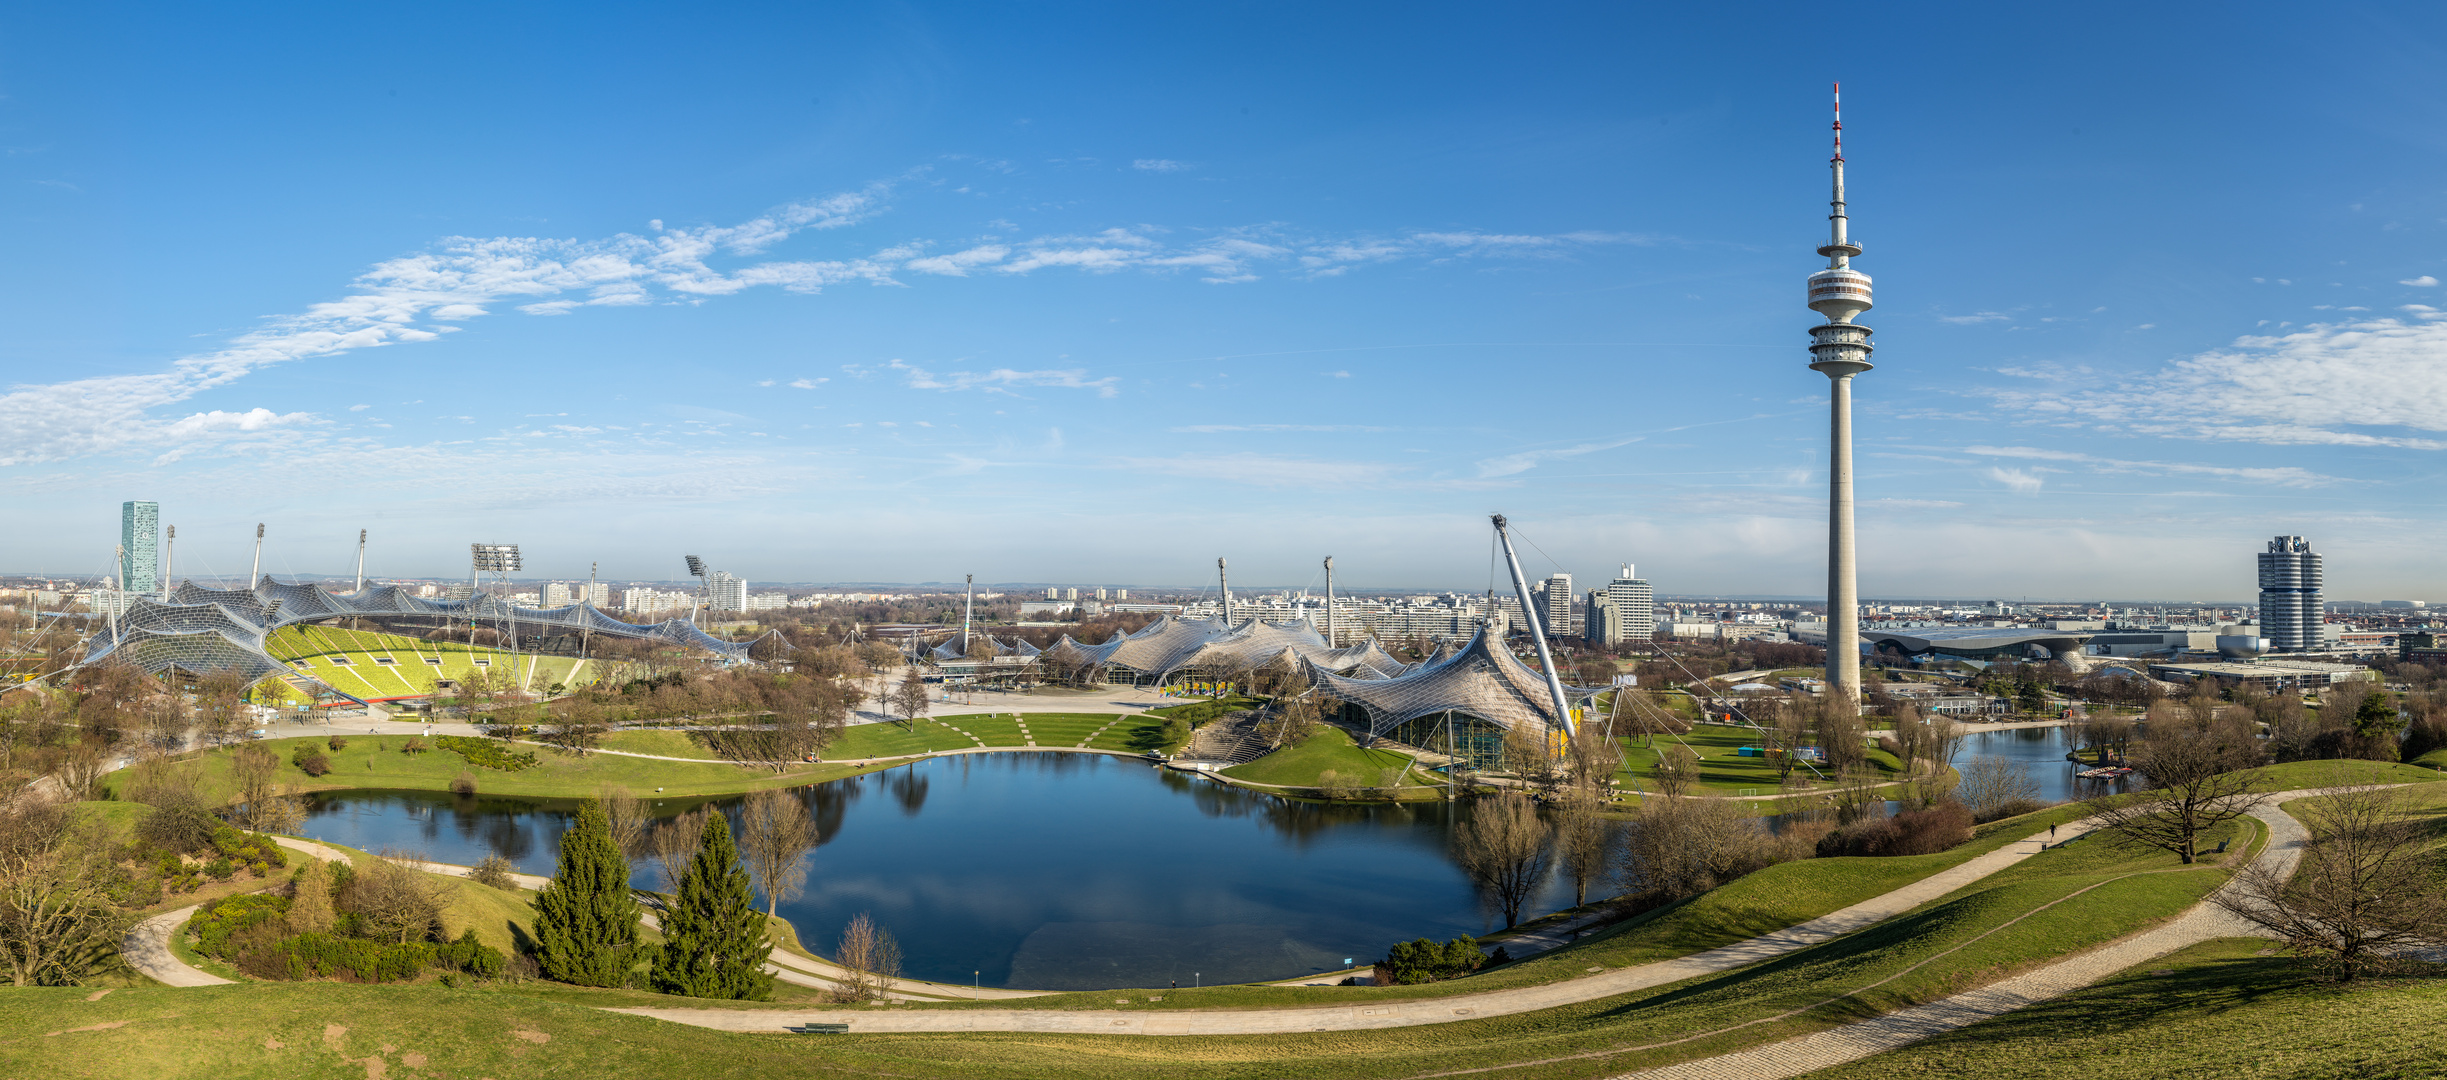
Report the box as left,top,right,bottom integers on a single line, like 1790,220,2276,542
189,894,293,958
272,929,504,982
435,736,539,772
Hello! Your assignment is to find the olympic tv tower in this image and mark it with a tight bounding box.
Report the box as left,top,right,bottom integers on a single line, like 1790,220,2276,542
1807,83,1873,701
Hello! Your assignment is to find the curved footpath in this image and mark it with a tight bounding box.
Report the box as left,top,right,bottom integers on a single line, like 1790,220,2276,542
606,817,2084,1035
1613,789,2331,1080
120,837,1043,1001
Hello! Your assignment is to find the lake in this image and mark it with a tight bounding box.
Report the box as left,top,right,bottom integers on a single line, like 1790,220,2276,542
298,752,1586,990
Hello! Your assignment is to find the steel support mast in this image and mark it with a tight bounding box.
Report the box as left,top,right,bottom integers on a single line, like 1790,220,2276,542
1323,556,1336,647
1491,514,1576,738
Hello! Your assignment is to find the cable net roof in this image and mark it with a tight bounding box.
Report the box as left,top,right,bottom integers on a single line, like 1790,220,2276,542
1308,623,1590,736
1037,614,1413,682
83,576,771,689
927,635,1042,662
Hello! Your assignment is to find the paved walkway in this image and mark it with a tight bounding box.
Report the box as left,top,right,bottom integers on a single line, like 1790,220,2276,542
604,820,2086,1035
1612,791,2327,1080
120,838,1045,1001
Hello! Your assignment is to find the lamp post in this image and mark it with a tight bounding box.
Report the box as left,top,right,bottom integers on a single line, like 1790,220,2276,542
472,543,523,692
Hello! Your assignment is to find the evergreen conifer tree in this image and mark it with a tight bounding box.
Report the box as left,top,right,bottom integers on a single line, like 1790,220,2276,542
650,812,774,1000
532,799,643,986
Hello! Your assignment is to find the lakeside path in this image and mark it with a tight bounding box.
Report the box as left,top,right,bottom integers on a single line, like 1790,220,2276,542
604,816,2090,1035
1611,790,2333,1080
118,838,1047,1002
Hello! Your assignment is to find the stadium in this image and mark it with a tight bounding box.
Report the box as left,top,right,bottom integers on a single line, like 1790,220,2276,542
78,577,791,706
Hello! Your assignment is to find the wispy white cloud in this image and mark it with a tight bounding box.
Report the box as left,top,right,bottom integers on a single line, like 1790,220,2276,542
1474,436,1642,478
0,175,1644,467
1983,314,2447,450
1131,159,1189,172
1985,466,2046,493
1939,311,2012,325
2401,275,2438,286
788,378,827,389
1963,444,2345,487
1110,452,1401,487
889,359,1118,398
1169,423,1391,433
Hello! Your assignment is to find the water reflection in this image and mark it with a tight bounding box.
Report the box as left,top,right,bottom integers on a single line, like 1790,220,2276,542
299,754,1574,990
295,739,2101,991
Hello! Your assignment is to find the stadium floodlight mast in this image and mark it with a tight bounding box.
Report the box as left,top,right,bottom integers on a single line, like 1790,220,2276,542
472,543,524,690
685,554,708,628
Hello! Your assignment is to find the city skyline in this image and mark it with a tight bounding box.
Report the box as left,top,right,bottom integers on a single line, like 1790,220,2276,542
8,5,2447,597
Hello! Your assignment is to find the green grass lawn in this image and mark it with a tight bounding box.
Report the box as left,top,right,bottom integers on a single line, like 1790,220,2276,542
821,720,981,759
260,625,590,700
1221,727,1425,789
108,735,847,803
935,714,1029,746
0,819,2255,1080
589,730,720,758
1612,723,1903,797
1085,716,1178,754
1810,937,2447,1079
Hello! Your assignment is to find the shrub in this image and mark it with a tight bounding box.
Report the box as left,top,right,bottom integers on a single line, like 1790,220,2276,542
436,736,539,772
136,796,224,855
328,735,349,751
401,737,428,756
189,894,293,958
1377,937,1484,984
204,857,237,880
1817,800,1975,857
292,746,331,776
468,854,517,891
450,771,478,796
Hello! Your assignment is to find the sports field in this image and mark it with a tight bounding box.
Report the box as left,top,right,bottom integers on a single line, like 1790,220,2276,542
262,625,590,701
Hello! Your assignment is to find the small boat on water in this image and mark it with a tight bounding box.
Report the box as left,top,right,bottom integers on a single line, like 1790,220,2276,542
2075,766,2133,780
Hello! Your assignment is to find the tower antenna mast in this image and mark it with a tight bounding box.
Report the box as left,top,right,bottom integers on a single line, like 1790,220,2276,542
1807,80,1874,703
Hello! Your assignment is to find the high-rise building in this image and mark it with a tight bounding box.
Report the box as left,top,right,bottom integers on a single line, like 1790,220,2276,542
1115,588,1129,600
583,581,610,606
542,582,571,606
120,501,160,595
708,571,749,612
2258,536,2324,652
1046,586,1061,600
1807,85,1874,700
1539,573,1574,636
1587,564,1655,645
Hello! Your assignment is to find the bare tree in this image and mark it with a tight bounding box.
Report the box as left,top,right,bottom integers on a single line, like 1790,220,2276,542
1958,755,2045,822
1453,790,1552,929
2087,721,2266,864
891,669,930,728
1651,743,1700,800
738,789,819,917
1814,696,1868,775
1551,787,1610,908
230,743,280,827
1501,727,1563,795
599,786,651,865
831,912,903,1003
649,807,711,893
1614,795,1787,905
0,800,123,986
354,852,455,943
2215,783,2447,980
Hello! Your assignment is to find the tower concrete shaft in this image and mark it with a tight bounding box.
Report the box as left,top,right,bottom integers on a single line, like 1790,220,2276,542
1807,83,1873,702
1323,556,1335,647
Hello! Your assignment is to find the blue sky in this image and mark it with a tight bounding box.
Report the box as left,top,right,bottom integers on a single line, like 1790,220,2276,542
6,2,2447,599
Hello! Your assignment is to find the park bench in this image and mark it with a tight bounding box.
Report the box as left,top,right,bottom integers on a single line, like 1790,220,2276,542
788,1023,851,1035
